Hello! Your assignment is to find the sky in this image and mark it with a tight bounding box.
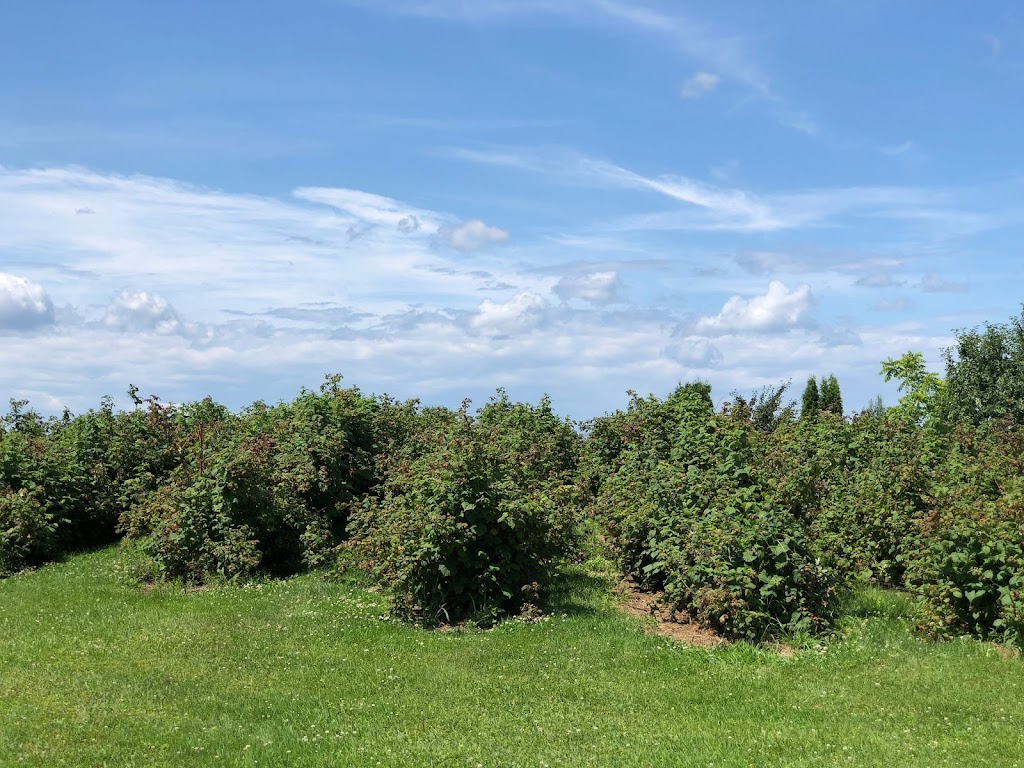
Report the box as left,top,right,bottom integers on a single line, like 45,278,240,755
2,0,1023,420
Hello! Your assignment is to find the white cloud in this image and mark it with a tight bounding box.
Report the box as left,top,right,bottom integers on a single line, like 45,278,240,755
696,280,814,334
451,148,997,236
553,271,622,304
292,186,441,231
0,166,525,321
471,292,548,336
103,290,184,334
575,157,781,230
0,273,55,330
663,338,723,366
0,164,991,421
447,219,510,251
680,71,720,99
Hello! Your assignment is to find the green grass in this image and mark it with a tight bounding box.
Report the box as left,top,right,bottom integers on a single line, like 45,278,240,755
1,549,1021,767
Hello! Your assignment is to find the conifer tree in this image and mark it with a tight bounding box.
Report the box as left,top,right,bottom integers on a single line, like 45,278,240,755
820,374,843,415
801,375,819,420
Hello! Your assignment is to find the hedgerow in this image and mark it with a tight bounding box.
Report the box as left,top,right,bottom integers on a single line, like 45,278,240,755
7,311,1024,648
591,386,836,641
346,393,583,625
901,421,1024,644
120,379,379,583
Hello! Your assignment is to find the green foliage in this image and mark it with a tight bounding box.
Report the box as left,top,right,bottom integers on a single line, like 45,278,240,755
943,310,1024,428
0,397,159,572
656,490,837,641
812,412,935,585
6,332,1024,653
0,489,57,575
903,422,1024,644
727,383,795,433
347,394,583,625
800,376,819,420
819,374,843,415
755,412,850,524
881,351,946,425
907,515,1024,645
121,379,381,584
592,385,836,641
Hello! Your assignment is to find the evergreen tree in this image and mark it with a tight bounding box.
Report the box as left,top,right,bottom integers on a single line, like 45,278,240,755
820,374,843,415
801,375,819,420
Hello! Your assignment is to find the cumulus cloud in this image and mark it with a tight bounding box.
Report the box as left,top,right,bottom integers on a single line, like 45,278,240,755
696,281,814,334
553,271,623,304
0,273,55,330
680,71,720,99
103,290,183,334
447,219,510,251
471,292,548,336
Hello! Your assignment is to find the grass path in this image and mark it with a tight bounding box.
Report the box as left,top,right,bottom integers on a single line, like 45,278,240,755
1,548,1021,767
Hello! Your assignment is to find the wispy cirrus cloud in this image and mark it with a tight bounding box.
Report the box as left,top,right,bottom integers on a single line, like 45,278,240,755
339,0,817,134
449,146,1000,235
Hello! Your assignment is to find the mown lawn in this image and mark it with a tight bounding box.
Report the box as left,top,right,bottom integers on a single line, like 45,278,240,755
0,548,1021,767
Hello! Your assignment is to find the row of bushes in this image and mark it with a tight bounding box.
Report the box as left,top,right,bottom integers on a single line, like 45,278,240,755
0,380,379,580
0,382,585,629
584,382,1023,645
3,368,1022,646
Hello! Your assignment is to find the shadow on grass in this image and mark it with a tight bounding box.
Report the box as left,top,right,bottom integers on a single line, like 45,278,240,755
835,585,924,623
540,567,609,618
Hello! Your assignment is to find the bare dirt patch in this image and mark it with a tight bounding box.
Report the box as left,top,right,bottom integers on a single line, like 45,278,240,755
617,581,723,648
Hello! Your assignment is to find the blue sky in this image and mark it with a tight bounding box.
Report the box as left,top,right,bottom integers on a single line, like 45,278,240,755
2,0,1023,418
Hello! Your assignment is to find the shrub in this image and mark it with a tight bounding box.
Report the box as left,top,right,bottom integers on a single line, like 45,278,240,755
119,379,382,584
903,422,1024,645
0,489,58,575
347,397,582,625
132,479,261,583
591,386,836,641
811,413,936,585
657,491,837,641
755,412,850,524
906,514,1024,646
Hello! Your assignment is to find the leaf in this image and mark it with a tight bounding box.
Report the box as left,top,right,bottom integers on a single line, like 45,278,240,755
965,589,986,605
770,541,790,557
